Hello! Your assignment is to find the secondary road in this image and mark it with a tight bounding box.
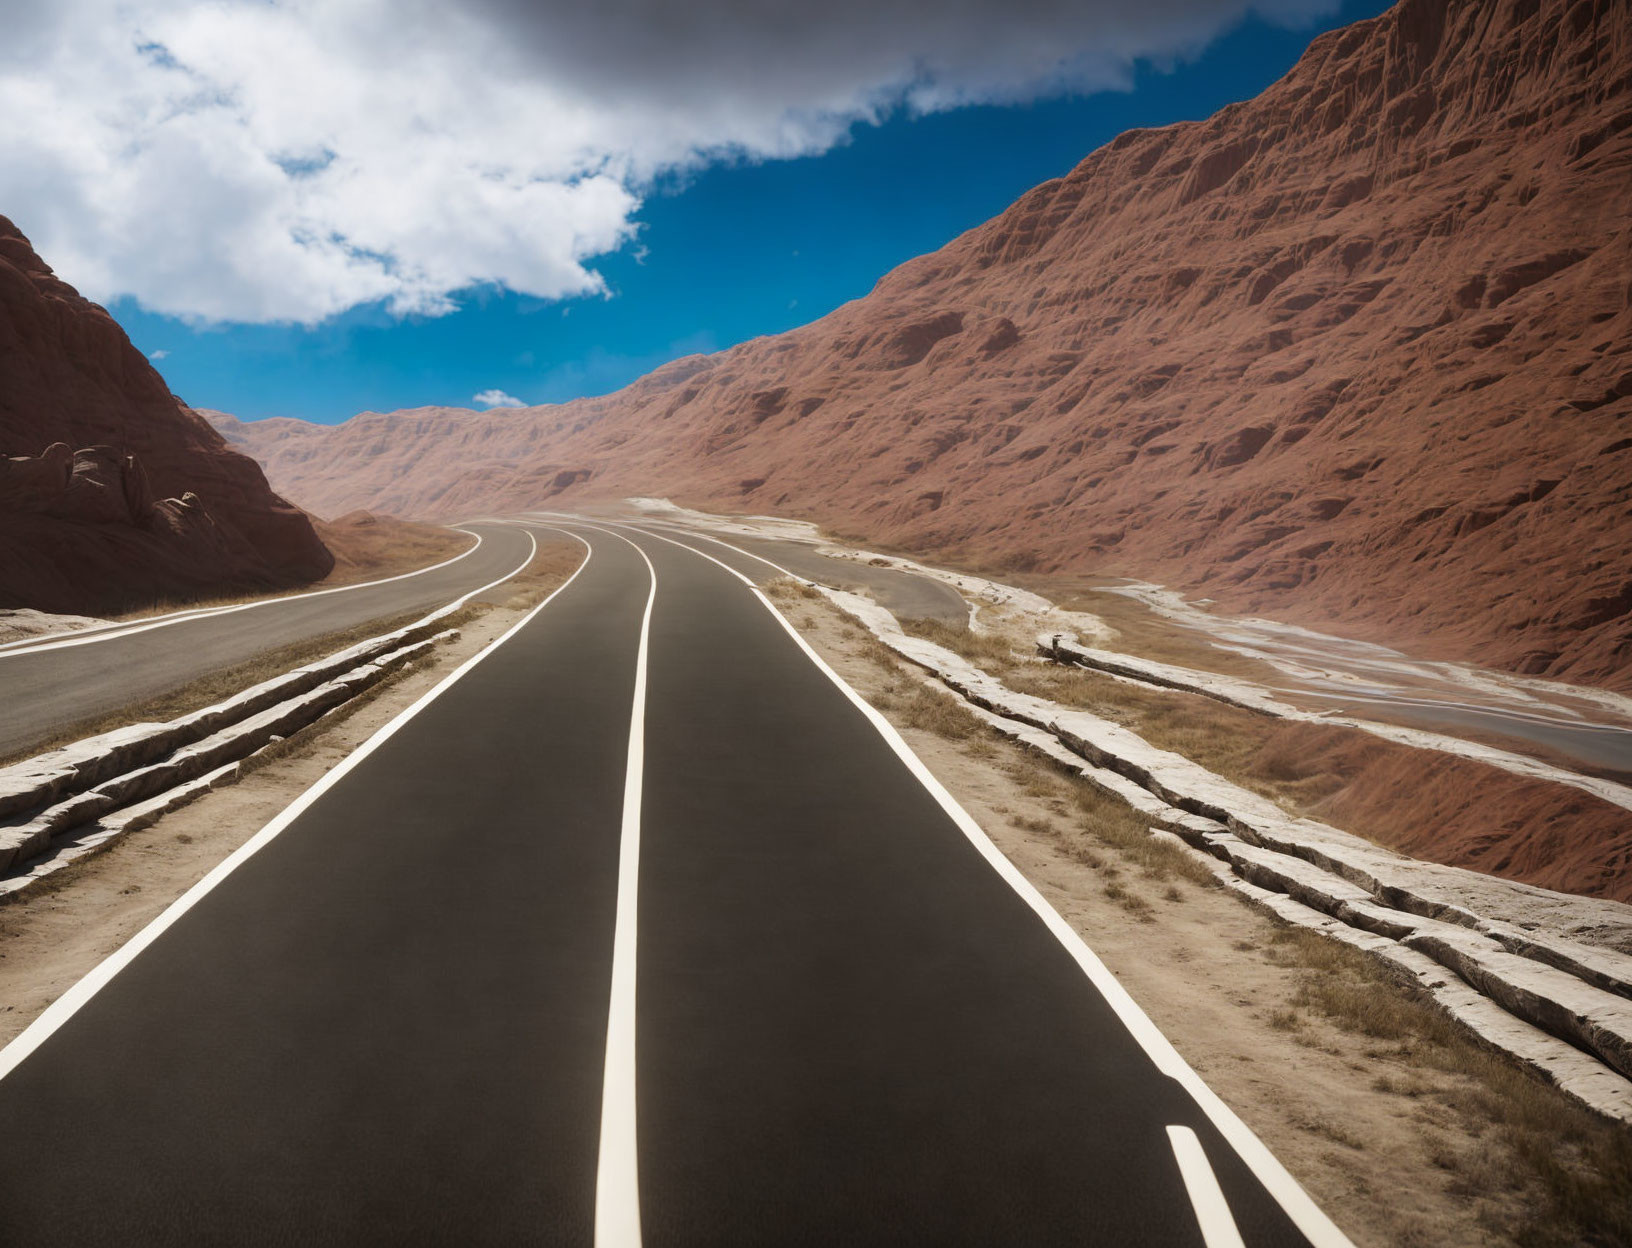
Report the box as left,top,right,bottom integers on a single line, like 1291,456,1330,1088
0,522,1349,1246
0,520,540,758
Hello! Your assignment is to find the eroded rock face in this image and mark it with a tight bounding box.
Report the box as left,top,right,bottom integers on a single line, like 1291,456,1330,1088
0,221,332,614
212,0,1632,689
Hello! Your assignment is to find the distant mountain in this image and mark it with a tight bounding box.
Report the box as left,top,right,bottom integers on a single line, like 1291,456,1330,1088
0,219,331,616
213,0,1632,689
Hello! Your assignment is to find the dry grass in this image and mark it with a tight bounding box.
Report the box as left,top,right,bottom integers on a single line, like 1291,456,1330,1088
853,668,985,742
1263,925,1632,1247
311,514,472,585
899,616,1020,667
110,518,474,621
765,578,822,603
494,540,589,610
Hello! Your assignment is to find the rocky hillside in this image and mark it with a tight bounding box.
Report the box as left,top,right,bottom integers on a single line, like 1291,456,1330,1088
214,0,1632,690
0,218,331,615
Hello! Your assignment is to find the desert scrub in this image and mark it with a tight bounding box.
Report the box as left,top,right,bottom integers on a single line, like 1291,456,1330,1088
863,673,983,741
899,616,1023,669
1266,924,1632,1247
764,576,822,602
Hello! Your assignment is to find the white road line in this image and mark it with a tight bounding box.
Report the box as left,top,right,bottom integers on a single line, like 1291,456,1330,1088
578,525,656,1248
437,528,540,613
1168,1125,1247,1248
0,525,493,658
0,529,594,1088
614,522,1356,1248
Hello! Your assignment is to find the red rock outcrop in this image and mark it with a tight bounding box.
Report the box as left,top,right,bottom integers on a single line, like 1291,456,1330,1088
213,0,1632,689
0,219,332,615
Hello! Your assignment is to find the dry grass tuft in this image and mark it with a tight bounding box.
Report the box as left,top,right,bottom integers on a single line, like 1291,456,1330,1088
1265,923,1632,1247
863,674,984,742
899,616,1021,667
765,577,822,603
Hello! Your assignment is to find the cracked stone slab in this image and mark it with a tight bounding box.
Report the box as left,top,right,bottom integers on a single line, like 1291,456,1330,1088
0,607,464,822
0,632,452,882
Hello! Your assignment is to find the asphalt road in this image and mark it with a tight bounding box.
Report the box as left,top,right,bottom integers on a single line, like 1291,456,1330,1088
0,523,1345,1246
1312,691,1632,782
637,522,971,624
0,521,539,758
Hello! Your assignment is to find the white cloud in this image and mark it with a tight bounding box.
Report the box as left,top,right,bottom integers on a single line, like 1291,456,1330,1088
148,348,169,359
0,0,1333,326
473,388,527,409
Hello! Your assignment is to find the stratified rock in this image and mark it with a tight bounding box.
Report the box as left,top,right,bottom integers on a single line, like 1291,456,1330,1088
0,220,332,614
211,0,1632,689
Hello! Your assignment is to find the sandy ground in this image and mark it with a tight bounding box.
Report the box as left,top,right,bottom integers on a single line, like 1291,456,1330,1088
0,609,107,645
2,544,1625,1246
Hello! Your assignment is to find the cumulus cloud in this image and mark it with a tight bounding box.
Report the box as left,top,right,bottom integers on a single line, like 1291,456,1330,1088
473,389,527,409
1,0,1333,325
148,348,169,360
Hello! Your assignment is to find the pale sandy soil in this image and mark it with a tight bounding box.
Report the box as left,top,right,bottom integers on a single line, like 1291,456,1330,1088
0,609,107,644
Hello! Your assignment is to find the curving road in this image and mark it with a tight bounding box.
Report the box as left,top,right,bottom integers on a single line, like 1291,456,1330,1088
0,522,1350,1246
635,522,971,624
0,521,541,758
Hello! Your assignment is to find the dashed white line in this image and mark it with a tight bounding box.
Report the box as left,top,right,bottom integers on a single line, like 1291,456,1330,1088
1168,1125,1247,1248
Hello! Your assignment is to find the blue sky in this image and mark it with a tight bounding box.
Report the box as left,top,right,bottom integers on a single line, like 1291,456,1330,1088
107,0,1391,425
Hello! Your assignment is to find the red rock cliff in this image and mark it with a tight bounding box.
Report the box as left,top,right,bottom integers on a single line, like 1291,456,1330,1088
0,217,332,615
215,0,1632,688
